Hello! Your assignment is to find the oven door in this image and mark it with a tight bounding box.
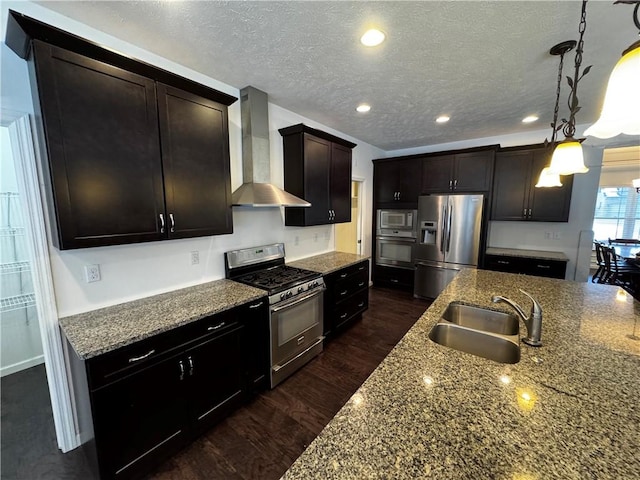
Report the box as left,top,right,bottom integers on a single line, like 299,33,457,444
270,288,324,373
376,236,415,269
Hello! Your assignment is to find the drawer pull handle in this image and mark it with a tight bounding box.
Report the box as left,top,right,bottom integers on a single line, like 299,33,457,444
340,273,348,278
390,279,399,283
340,290,348,296
128,349,155,363
159,214,165,234
358,266,365,271
169,213,175,233
497,260,510,265
179,360,185,381
297,335,305,345
208,322,226,331
357,302,365,308
358,282,365,287
340,313,348,319
249,301,264,309
536,264,551,269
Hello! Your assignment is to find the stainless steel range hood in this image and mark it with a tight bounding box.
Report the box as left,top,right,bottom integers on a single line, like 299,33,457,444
232,86,310,207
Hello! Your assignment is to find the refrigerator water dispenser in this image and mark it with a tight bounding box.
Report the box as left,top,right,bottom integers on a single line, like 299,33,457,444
421,221,438,245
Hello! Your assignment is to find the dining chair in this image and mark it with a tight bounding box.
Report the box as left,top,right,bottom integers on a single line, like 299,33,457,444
602,245,638,288
592,241,607,283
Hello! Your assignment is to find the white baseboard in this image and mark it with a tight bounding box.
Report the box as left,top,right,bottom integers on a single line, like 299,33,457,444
1,355,45,377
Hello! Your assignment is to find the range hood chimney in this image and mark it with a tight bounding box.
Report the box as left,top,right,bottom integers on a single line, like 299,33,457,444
232,86,310,207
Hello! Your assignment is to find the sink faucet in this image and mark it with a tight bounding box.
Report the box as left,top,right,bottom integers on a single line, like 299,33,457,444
492,289,542,346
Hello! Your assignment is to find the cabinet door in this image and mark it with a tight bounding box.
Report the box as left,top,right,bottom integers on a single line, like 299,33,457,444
374,161,400,204
184,324,245,433
302,135,332,225
158,84,233,238
454,151,494,192
396,159,422,203
330,143,352,223
421,155,454,193
490,151,531,220
32,41,165,249
91,354,187,479
237,299,269,390
528,150,573,222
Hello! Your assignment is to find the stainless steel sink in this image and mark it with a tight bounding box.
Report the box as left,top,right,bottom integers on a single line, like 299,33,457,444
441,302,519,335
428,302,521,364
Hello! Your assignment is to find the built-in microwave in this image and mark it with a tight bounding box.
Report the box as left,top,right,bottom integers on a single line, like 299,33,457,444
377,209,417,236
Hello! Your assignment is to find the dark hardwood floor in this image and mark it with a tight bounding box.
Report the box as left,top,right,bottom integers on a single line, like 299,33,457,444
1,287,430,480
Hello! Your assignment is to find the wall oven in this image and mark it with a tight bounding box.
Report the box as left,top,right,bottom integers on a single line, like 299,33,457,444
376,209,417,269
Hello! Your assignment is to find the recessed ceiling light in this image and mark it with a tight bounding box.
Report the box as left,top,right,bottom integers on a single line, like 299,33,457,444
436,115,450,123
360,29,386,47
522,115,539,123
356,104,371,113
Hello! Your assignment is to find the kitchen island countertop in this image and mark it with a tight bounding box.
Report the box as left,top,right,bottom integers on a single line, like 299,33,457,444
288,251,369,275
59,279,266,359
283,269,640,479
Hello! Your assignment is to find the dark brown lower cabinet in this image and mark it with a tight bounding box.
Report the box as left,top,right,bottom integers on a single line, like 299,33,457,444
484,254,567,279
67,299,268,480
373,265,415,290
324,260,369,337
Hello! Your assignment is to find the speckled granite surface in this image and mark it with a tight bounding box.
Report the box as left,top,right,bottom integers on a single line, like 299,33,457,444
59,280,266,359
288,251,369,274
487,247,569,261
283,269,640,479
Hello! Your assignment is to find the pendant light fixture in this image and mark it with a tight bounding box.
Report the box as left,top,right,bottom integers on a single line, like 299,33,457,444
548,0,591,176
585,1,640,138
536,41,576,188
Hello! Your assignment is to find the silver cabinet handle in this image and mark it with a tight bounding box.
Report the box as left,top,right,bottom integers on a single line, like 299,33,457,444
340,273,348,278
454,179,458,190
523,208,527,218
159,213,165,233
528,208,532,217
169,213,175,233
328,210,332,220
357,302,365,308
207,321,226,331
187,356,194,376
340,290,348,296
340,313,348,319
358,282,365,287
248,301,264,309
358,265,366,271
449,180,453,190
390,278,399,283
536,264,551,269
128,349,155,363
497,260,510,265
179,360,185,380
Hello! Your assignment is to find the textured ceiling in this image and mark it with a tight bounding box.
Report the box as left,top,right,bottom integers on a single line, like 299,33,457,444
27,1,639,151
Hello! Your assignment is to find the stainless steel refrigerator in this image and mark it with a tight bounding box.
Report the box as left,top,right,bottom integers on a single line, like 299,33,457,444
413,194,484,299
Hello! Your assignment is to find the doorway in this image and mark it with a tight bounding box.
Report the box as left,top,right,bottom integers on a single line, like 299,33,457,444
0,110,77,453
335,180,363,255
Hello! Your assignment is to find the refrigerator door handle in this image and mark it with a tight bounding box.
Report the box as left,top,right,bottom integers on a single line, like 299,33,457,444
446,203,453,253
440,204,447,254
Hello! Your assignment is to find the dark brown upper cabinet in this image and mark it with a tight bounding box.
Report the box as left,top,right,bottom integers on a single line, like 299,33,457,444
373,158,422,208
491,145,573,222
421,148,496,194
280,124,356,227
8,11,236,249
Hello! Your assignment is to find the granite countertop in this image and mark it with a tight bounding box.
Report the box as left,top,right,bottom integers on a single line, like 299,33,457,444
283,269,640,479
486,247,569,261
288,251,369,275
59,279,266,359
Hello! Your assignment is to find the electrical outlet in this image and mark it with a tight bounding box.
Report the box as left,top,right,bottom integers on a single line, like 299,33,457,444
191,251,200,265
544,232,551,240
553,232,561,240
84,264,101,283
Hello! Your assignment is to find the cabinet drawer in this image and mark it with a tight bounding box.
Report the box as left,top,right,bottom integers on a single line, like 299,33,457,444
334,260,369,280
335,269,369,301
484,255,566,279
334,290,369,330
87,309,240,390
373,265,414,289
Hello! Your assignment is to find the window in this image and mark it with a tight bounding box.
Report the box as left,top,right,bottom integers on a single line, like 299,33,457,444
593,187,640,241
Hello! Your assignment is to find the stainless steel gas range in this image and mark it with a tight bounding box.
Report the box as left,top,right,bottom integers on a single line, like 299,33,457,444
225,243,325,388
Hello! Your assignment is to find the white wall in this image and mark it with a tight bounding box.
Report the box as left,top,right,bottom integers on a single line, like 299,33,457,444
1,2,383,317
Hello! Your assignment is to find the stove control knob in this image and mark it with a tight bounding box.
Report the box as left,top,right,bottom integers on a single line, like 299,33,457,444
280,293,285,300
286,291,293,298
298,286,304,293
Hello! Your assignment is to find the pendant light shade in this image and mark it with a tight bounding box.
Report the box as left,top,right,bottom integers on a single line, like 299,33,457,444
584,44,640,138
548,140,589,175
535,167,563,188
